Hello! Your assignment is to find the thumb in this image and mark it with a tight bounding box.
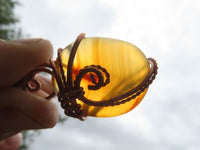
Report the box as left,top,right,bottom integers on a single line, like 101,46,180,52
0,39,53,87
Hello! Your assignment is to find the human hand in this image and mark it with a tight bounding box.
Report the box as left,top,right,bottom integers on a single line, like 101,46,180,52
0,39,59,149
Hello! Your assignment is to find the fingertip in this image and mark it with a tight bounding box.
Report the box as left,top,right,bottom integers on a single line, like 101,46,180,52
25,89,59,128
3,133,22,150
19,90,59,129
48,100,59,128
0,38,54,87
39,98,59,128
28,38,53,65
23,38,54,66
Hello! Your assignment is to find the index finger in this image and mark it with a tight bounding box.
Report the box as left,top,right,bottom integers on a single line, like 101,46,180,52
0,39,53,87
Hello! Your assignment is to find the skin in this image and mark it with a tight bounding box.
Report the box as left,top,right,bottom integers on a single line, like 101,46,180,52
0,39,59,150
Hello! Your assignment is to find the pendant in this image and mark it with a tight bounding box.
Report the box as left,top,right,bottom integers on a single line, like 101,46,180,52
17,33,158,121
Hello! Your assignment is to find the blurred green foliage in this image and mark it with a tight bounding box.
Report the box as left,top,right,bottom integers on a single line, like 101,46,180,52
0,0,23,40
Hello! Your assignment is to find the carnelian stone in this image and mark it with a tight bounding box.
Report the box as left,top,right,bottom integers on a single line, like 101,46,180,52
53,37,150,117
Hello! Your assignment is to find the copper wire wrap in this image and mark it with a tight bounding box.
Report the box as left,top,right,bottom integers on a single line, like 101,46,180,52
15,63,56,99
16,33,158,120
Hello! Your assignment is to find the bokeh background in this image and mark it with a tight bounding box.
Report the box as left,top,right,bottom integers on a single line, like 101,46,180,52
11,0,200,149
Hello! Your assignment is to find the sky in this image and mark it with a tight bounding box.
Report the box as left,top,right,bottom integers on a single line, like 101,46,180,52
15,0,200,150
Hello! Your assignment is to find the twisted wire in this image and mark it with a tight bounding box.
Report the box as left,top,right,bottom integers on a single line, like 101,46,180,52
77,58,158,106
15,63,56,99
16,33,158,121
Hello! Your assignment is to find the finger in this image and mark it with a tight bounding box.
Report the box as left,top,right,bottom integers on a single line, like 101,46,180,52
0,39,53,87
35,74,54,95
0,133,22,150
0,87,59,131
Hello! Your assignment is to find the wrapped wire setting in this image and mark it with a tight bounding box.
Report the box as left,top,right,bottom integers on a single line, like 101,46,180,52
16,33,158,121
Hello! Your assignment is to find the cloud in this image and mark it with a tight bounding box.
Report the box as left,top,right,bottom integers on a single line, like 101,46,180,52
15,0,200,150
17,0,115,51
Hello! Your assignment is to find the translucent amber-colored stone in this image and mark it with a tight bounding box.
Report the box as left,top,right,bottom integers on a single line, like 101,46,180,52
53,37,150,117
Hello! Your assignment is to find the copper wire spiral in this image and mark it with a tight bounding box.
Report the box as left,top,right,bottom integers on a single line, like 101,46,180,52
16,33,158,120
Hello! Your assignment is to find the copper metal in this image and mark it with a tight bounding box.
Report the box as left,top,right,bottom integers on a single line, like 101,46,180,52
16,33,158,120
15,63,55,99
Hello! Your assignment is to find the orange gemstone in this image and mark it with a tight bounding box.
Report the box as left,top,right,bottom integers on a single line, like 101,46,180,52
52,37,150,117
